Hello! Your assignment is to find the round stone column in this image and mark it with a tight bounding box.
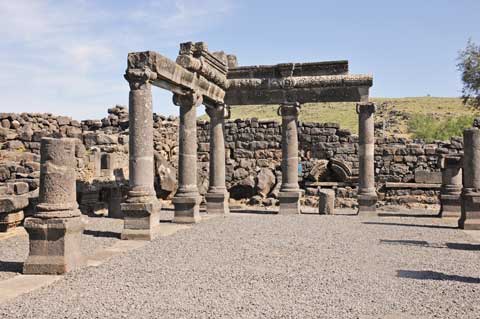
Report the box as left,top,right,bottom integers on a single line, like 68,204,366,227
121,68,160,240
172,92,203,223
205,104,229,215
439,155,462,218
459,128,480,229
23,138,84,274
278,103,301,214
356,102,378,216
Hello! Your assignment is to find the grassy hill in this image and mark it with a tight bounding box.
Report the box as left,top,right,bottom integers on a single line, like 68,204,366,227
205,97,478,140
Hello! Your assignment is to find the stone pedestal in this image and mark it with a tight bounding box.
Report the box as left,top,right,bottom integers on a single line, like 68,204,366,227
122,68,160,240
439,155,462,218
459,128,480,230
173,93,203,223
356,102,378,216
278,103,301,215
205,104,229,215
318,189,335,215
23,138,84,275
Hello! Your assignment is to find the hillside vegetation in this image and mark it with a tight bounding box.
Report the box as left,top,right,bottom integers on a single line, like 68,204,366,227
212,97,478,140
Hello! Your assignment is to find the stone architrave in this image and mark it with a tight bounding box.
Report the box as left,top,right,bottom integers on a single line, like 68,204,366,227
121,68,160,240
356,102,378,216
439,155,462,218
205,103,229,215
172,92,203,223
23,138,84,275
459,128,480,229
278,103,302,214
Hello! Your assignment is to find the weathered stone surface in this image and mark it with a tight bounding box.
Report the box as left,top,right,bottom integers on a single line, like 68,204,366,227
256,168,276,197
318,189,335,215
414,170,442,184
0,196,29,213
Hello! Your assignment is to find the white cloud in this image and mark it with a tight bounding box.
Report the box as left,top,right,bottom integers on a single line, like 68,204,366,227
0,0,233,118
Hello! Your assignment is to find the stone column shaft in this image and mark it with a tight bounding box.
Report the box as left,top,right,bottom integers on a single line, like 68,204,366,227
278,103,301,214
459,128,480,229
121,68,160,240
357,102,377,215
439,155,462,218
23,138,84,274
205,104,229,215
173,93,203,223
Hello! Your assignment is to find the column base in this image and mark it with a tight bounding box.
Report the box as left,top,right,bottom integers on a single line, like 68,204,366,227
358,194,377,217
459,193,480,230
439,194,461,218
121,200,160,240
173,196,201,224
205,192,230,215
278,191,301,215
23,214,84,275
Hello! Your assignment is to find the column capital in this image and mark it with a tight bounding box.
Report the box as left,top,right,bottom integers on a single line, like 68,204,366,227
205,103,228,119
356,102,376,114
173,91,203,109
439,154,463,169
124,67,157,90
277,102,301,117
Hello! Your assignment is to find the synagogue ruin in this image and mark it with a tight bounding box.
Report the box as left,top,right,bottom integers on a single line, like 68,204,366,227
0,41,479,275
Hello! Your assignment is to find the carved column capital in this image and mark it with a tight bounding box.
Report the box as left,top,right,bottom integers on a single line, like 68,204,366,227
277,102,301,117
124,67,157,90
205,103,229,119
356,102,376,115
173,92,203,109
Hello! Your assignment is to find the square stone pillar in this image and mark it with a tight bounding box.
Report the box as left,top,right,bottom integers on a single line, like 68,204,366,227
278,103,302,214
459,128,480,230
172,93,203,223
122,68,160,240
23,138,84,275
205,104,229,215
439,155,462,218
356,102,378,216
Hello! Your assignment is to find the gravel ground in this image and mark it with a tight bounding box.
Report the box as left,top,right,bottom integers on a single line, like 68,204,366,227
0,216,123,281
0,212,479,318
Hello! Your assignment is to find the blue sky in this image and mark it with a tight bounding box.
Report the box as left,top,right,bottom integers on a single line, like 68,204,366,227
1,0,479,119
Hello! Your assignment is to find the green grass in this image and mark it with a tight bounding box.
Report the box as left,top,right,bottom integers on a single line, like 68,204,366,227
200,97,478,138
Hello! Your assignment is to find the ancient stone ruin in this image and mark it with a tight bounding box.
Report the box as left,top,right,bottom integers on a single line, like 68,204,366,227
0,41,478,277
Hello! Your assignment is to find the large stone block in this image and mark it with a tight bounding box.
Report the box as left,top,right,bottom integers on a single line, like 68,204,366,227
318,189,335,215
121,201,160,240
278,191,301,215
23,216,84,274
173,196,201,223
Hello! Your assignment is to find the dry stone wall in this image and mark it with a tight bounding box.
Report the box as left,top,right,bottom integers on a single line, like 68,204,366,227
0,107,463,214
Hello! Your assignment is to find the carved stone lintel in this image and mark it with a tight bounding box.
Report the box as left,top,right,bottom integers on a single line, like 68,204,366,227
124,68,157,90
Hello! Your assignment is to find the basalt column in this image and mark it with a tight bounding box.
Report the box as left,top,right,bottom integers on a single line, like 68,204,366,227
23,138,84,274
173,93,203,223
439,155,463,218
121,68,160,240
278,103,301,214
459,128,480,230
205,104,229,215
357,102,378,215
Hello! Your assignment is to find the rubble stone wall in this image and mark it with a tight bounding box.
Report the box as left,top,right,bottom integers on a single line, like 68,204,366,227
0,107,463,211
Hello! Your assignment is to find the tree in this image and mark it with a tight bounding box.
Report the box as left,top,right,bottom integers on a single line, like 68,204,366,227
457,39,480,108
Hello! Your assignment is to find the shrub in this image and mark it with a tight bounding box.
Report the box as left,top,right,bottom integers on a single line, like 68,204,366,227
408,114,474,141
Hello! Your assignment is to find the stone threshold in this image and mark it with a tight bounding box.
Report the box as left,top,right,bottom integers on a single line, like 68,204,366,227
0,215,220,304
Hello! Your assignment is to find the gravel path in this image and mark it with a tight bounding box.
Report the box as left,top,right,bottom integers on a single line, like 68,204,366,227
0,216,123,281
0,213,479,318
